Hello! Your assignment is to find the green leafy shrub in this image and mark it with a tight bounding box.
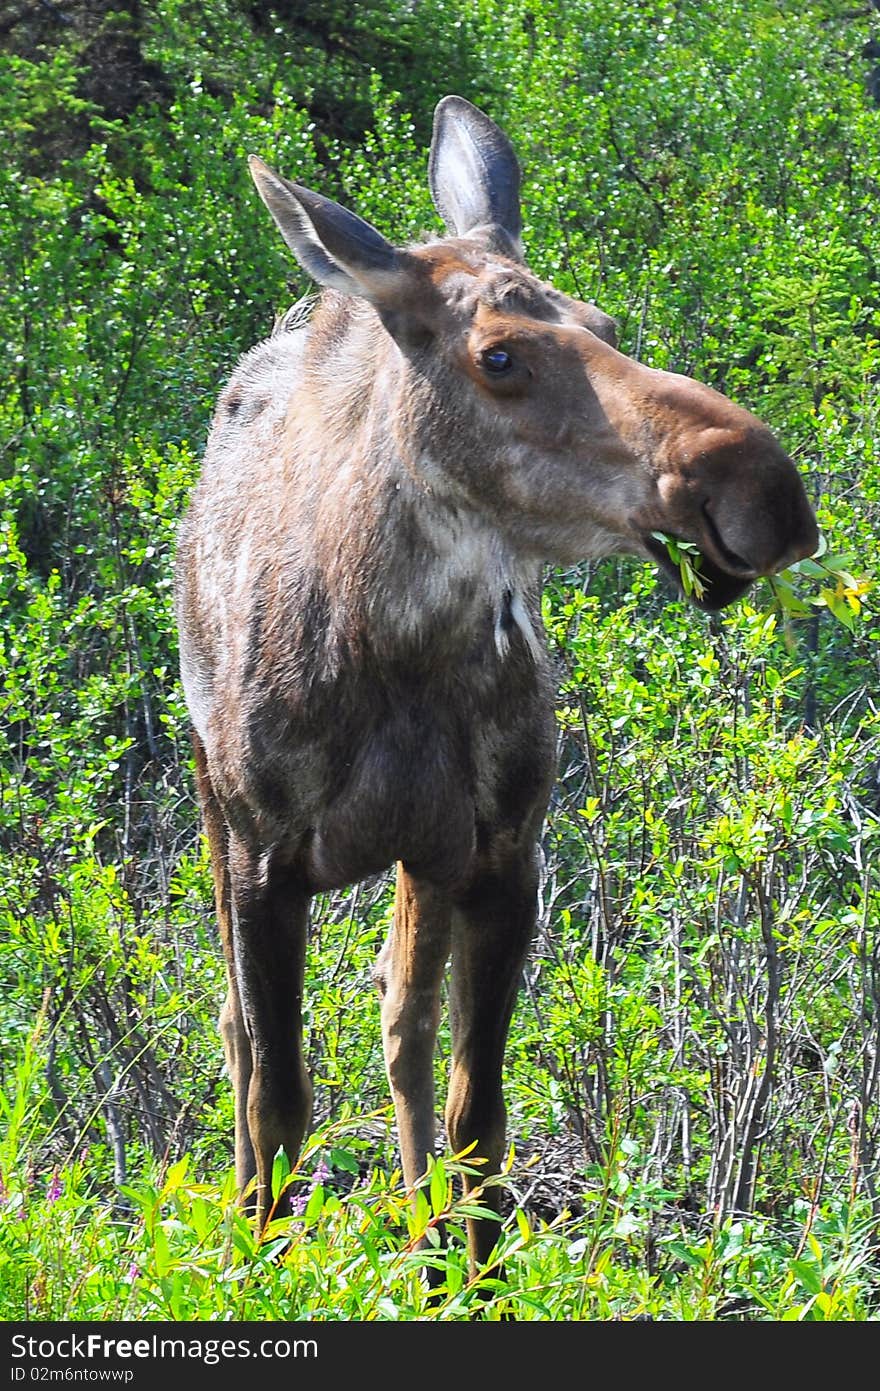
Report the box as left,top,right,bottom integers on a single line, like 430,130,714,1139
1,0,878,1321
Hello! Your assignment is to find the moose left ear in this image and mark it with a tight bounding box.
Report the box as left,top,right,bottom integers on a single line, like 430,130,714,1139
248,156,413,302
428,95,523,259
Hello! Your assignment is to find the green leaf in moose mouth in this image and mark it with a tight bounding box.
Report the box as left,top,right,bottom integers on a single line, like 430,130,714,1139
650,531,873,632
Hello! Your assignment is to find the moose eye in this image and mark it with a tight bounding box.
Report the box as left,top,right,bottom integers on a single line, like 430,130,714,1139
481,347,514,374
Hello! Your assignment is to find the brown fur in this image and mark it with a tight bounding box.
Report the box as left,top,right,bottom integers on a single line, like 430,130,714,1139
174,97,817,1280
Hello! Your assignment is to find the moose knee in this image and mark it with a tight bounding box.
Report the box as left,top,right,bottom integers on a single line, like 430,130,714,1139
372,944,390,1001
219,993,250,1072
380,989,441,1095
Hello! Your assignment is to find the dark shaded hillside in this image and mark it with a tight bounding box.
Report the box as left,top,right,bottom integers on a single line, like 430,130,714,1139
0,0,485,158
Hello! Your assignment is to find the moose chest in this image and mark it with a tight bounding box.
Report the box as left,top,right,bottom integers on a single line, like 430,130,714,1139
227,660,555,895
307,695,476,890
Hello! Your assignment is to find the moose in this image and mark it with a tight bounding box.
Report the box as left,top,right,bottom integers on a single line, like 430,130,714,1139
174,95,818,1279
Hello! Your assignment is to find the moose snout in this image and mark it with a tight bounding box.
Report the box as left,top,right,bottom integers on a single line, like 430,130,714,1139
648,404,819,582
641,419,819,610
695,444,820,579
606,359,819,587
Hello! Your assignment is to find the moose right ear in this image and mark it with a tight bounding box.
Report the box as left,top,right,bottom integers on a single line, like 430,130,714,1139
248,156,408,302
428,95,523,258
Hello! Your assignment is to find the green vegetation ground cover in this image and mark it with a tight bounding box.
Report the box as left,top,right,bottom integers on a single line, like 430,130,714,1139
1,0,879,1320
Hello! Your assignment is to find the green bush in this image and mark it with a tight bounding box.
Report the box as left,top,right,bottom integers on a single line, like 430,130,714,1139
1,0,878,1320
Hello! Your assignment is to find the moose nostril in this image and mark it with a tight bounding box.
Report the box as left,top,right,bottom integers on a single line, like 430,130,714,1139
700,503,755,575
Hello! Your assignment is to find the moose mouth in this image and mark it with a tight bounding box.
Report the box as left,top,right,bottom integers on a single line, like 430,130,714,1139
643,533,756,612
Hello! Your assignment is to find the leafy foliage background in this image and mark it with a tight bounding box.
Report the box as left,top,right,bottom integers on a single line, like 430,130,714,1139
0,0,879,1319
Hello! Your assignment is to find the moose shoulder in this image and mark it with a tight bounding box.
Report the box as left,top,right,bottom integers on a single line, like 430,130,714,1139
174,94,818,1279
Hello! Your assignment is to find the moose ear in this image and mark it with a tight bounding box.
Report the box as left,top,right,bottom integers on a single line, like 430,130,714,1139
248,156,407,301
428,95,523,258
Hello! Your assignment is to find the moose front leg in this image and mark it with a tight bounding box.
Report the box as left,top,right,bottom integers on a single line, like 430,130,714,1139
218,964,256,1203
191,734,256,1197
446,850,539,1278
226,836,313,1228
375,866,452,1260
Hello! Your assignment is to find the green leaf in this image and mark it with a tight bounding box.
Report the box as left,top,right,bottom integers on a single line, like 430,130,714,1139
161,1156,189,1196
790,1260,823,1295
271,1146,292,1202
429,1158,448,1218
152,1221,171,1277
329,1146,360,1175
304,1184,325,1224
818,588,856,630
515,1207,532,1244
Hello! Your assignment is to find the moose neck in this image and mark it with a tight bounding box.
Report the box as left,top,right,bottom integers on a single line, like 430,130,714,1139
293,293,542,673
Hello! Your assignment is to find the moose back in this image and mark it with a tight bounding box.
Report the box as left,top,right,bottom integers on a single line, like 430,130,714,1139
174,95,818,1276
